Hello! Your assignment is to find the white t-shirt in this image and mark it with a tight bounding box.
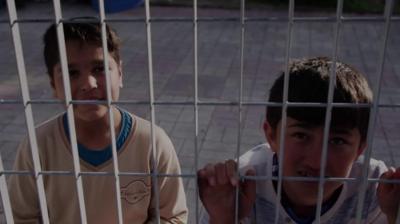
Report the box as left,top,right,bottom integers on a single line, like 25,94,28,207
201,143,388,224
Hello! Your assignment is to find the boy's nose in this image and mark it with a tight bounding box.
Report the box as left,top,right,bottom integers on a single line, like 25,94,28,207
303,139,324,171
80,75,98,92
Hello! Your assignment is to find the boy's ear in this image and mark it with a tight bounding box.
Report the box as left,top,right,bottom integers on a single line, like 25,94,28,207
357,141,367,157
118,60,123,88
263,120,279,153
50,77,55,89
50,76,57,97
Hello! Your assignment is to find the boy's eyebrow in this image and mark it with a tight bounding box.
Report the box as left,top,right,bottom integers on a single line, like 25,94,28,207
91,59,104,65
329,127,353,135
55,61,105,73
54,64,76,73
288,122,353,135
287,122,316,129
67,63,77,68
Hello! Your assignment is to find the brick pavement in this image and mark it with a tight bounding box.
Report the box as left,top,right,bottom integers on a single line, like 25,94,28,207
0,2,399,223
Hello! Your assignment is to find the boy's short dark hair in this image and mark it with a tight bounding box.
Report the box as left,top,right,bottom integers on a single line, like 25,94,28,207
266,57,373,141
43,18,121,78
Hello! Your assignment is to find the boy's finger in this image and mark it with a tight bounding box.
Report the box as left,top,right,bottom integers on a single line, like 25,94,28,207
197,169,210,198
197,169,204,189
244,167,256,176
380,169,394,180
394,168,400,179
241,169,256,202
215,162,228,185
197,168,206,179
239,168,256,219
242,168,256,201
225,159,238,186
378,170,397,194
204,163,217,186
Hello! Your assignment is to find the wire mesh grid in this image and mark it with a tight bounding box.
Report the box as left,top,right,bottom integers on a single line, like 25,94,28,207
0,0,399,223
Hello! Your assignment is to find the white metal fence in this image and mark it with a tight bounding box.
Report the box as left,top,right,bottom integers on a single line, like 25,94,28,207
1,0,400,223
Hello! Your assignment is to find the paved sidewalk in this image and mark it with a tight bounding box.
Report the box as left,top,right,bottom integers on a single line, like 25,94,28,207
0,2,399,223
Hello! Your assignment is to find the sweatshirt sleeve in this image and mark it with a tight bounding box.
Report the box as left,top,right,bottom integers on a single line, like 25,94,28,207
8,137,42,224
147,127,188,224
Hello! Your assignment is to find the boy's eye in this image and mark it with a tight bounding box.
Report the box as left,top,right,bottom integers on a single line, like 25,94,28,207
69,70,79,78
329,137,347,146
93,66,105,75
291,132,308,141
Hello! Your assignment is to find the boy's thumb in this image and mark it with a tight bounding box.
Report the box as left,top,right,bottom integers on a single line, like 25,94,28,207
239,168,256,219
243,168,256,200
197,169,209,195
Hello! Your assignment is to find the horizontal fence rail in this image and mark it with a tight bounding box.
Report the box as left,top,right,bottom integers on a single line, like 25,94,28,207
1,0,399,223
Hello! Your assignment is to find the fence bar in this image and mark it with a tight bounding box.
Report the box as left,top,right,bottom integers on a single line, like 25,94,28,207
143,0,161,223
96,1,124,223
234,0,246,223
1,99,397,108
397,196,400,224
2,1,399,224
4,169,399,183
3,15,400,24
355,0,395,223
192,0,200,222
243,175,400,183
51,0,88,223
274,0,294,223
6,0,51,223
0,153,14,223
390,2,400,218
314,0,343,222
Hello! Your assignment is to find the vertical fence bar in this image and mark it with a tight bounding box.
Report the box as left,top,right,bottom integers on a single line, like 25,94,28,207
274,0,294,223
355,0,394,223
0,157,12,223
192,0,200,222
314,0,343,223
234,0,246,223
0,155,13,223
51,0,88,223
6,0,50,223
144,0,161,223
97,1,124,223
397,194,400,224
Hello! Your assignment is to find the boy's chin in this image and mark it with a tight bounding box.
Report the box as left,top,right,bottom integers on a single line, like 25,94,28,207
284,182,341,206
73,105,109,121
288,191,320,206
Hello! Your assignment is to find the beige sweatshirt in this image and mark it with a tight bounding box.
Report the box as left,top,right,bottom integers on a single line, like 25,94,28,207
9,113,188,224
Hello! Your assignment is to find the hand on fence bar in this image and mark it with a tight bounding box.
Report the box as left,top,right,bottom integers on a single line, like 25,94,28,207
377,167,400,224
197,159,256,224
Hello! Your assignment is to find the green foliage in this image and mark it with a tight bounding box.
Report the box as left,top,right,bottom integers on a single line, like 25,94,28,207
249,0,400,14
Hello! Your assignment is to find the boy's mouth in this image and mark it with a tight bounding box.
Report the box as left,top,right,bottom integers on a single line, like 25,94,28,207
74,96,107,107
79,95,105,101
298,170,330,179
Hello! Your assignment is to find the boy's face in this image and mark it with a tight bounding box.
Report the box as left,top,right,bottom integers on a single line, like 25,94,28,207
51,40,122,122
264,117,365,207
